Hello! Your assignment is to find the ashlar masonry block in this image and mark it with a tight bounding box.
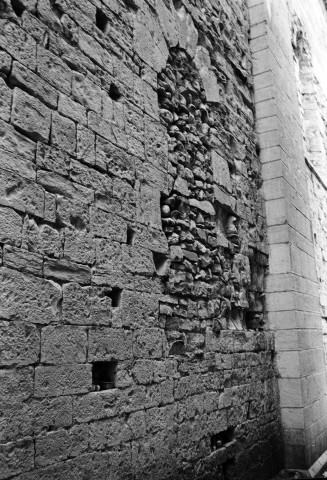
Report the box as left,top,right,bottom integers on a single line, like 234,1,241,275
34,364,92,397
11,88,51,143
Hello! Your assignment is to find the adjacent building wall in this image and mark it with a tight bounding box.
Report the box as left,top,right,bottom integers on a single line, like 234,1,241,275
249,0,327,473
0,0,282,479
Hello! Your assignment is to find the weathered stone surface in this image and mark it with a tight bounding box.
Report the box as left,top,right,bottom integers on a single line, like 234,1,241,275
72,72,101,113
134,328,165,359
88,328,133,361
41,326,87,364
62,282,112,326
91,208,127,241
0,267,61,324
3,245,43,275
0,168,45,217
189,198,216,216
0,321,40,366
77,124,96,166
59,93,87,126
213,185,237,212
11,88,51,142
35,364,92,397
0,437,34,479
212,151,232,193
44,257,91,285
0,118,35,160
0,145,36,180
63,228,95,265
36,143,70,176
0,395,73,444
0,367,34,403
119,290,160,329
23,217,62,257
0,77,11,122
37,45,71,94
51,112,76,154
0,206,22,246
35,429,69,467
10,60,58,109
0,50,11,77
0,20,36,70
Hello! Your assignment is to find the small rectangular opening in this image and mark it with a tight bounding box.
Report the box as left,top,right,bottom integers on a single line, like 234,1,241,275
211,427,235,451
126,225,136,245
108,287,122,308
153,252,170,276
92,360,117,391
96,8,109,33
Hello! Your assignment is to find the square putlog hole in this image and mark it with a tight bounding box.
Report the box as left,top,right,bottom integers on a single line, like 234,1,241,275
153,252,170,276
108,287,122,308
126,225,136,245
92,360,117,391
96,8,109,33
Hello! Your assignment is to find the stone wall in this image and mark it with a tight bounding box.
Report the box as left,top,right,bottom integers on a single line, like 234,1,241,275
249,0,327,473
292,11,327,364
0,0,281,479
